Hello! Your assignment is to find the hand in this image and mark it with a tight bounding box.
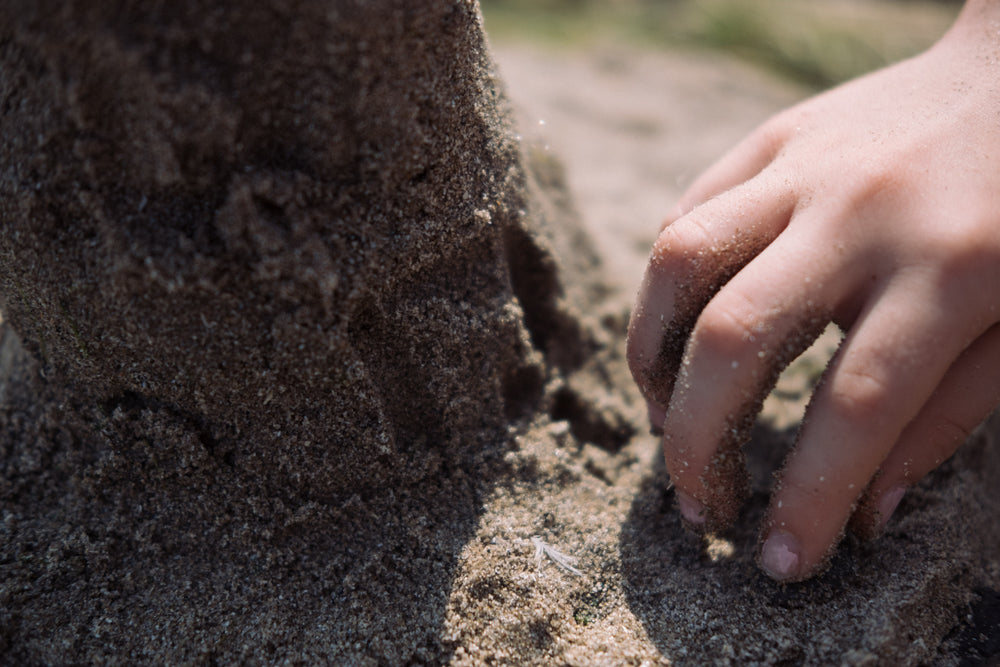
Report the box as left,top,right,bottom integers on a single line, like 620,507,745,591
626,2,1000,581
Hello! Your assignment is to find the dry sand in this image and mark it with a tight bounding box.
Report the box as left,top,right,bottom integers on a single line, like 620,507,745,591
1,3,999,665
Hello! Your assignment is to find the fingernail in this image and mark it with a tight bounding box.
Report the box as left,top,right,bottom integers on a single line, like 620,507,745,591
876,484,907,531
676,490,706,526
761,530,801,581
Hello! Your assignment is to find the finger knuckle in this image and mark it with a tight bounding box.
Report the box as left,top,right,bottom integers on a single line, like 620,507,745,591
860,159,905,201
927,411,974,448
926,218,999,280
753,115,792,158
827,365,892,423
651,216,712,269
692,294,765,358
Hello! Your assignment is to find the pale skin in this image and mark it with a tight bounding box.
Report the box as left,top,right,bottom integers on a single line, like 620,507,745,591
627,0,1000,582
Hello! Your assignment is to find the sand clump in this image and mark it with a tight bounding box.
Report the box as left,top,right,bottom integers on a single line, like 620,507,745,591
1,1,998,664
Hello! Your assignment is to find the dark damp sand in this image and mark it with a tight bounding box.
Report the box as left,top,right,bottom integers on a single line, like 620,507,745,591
1,3,998,665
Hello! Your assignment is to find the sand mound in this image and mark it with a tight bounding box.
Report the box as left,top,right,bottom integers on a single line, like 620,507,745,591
0,0,600,499
0,0,609,661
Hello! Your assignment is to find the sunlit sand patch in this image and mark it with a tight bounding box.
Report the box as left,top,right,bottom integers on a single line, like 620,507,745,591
705,535,736,562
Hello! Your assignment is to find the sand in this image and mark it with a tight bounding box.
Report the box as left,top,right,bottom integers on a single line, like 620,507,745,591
0,1,998,665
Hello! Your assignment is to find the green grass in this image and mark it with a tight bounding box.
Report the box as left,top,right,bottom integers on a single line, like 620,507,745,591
480,0,960,88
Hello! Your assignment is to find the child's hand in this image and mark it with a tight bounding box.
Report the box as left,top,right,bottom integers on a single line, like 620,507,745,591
626,2,1000,581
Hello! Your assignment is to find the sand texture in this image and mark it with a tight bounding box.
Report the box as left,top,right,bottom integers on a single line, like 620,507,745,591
1,1,998,664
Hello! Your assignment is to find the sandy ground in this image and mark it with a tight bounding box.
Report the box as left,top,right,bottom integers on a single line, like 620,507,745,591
429,42,1000,665
3,15,999,665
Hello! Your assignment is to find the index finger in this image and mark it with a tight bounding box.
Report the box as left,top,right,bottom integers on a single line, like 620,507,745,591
627,172,793,432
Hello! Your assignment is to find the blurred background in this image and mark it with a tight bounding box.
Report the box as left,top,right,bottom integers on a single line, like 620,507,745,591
481,0,961,90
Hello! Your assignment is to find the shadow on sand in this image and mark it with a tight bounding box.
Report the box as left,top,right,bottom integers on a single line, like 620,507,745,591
0,324,499,664
619,419,1000,665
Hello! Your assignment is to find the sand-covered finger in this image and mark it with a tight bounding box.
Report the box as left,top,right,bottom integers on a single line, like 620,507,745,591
660,224,842,532
762,280,980,581
850,322,1000,538
627,173,795,429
